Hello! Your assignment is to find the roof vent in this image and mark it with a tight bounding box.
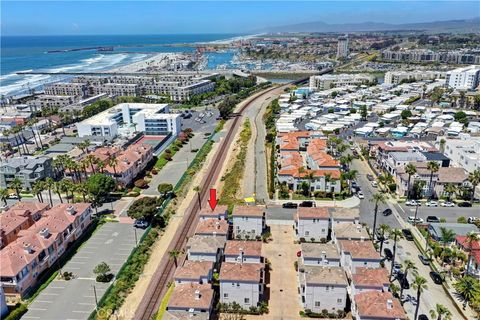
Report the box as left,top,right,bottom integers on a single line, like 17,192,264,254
23,243,33,254
66,206,76,215
194,290,201,300
387,299,393,309
40,228,50,239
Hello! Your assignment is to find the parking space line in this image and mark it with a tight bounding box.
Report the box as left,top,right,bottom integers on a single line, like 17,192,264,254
34,300,53,303
28,307,47,311
41,293,59,296
49,286,65,289
72,310,91,314
66,267,81,270
22,316,40,319
78,302,95,306
67,261,85,264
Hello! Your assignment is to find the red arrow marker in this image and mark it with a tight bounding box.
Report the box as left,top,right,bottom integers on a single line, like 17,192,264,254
208,188,217,210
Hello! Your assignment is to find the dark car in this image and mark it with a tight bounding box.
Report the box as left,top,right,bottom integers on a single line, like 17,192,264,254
367,174,374,181
402,229,414,241
383,248,393,260
458,202,472,207
382,208,393,216
430,271,443,285
418,254,430,265
418,315,429,320
134,219,149,229
400,277,410,289
426,216,440,223
282,202,298,209
299,201,316,208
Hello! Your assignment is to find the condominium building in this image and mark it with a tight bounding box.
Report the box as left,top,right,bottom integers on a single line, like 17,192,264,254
381,49,480,65
295,207,330,242
44,82,88,97
336,35,349,59
92,83,141,97
0,156,53,190
27,95,77,112
442,135,480,173
445,65,480,90
338,240,382,275
309,74,374,90
166,283,214,319
224,240,262,264
384,70,445,85
352,291,406,320
232,206,266,240
299,243,341,267
76,103,180,138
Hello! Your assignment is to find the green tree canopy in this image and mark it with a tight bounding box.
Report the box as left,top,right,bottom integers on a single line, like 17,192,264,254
86,173,116,204
127,196,162,221
157,183,173,196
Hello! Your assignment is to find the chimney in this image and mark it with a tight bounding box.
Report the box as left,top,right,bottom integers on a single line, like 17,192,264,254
321,250,326,260
356,225,362,232
66,205,76,215
39,228,50,239
23,243,33,254
215,221,220,229
360,236,365,242
194,290,201,300
239,248,244,263
387,299,393,310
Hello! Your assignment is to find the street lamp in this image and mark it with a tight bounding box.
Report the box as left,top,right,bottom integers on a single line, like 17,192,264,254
413,204,419,227
134,227,138,246
92,285,98,311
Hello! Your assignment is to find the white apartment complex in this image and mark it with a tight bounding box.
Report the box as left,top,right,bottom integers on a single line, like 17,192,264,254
76,103,180,138
295,207,330,242
442,134,480,173
232,206,266,240
384,70,445,85
446,65,480,90
44,82,88,97
309,74,374,90
336,35,349,59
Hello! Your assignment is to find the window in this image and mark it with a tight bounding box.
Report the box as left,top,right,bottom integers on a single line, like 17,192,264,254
337,298,342,303
305,231,310,236
244,298,250,304
315,301,321,307
224,293,228,298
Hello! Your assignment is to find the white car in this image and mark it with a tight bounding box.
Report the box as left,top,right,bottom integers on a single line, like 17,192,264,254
357,191,365,199
371,181,378,188
426,201,438,207
468,217,478,224
440,201,455,207
405,200,421,206
7,193,18,199
407,216,424,224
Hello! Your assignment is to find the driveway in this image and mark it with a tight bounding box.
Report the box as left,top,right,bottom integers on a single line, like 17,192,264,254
22,222,145,320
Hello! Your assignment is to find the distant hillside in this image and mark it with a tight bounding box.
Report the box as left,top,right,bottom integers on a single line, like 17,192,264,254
260,17,480,34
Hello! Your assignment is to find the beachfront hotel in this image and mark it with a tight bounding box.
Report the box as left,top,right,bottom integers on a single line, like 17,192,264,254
76,102,180,138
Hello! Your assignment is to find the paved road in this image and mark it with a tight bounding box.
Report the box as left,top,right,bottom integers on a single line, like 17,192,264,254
395,203,479,223
23,222,145,320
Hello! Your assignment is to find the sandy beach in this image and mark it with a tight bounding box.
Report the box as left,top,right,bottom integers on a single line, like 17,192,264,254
105,52,192,73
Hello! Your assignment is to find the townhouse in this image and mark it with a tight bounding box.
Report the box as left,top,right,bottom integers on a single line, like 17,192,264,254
219,262,265,309
299,266,348,313
338,240,382,275
329,207,360,225
351,267,390,296
0,203,92,299
0,156,54,190
173,261,214,285
194,219,229,237
299,243,341,267
232,206,266,240
295,207,330,242
332,223,369,243
186,235,226,263
199,205,228,220
352,291,406,320
224,240,262,264
166,283,214,319
0,202,50,248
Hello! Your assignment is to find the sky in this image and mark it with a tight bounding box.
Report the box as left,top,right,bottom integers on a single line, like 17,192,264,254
1,1,479,36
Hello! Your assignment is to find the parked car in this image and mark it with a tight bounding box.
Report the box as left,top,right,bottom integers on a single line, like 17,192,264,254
468,217,479,224
405,200,421,206
299,201,315,208
371,181,378,188
458,202,472,207
426,216,440,223
384,248,393,260
425,201,438,207
134,220,149,229
357,191,365,199
393,263,402,274
282,202,298,209
402,229,414,241
400,277,410,290
407,216,424,224
440,201,455,207
351,181,357,188
7,193,18,199
382,208,392,216
429,271,443,285
366,174,374,181
418,315,429,320
418,254,430,265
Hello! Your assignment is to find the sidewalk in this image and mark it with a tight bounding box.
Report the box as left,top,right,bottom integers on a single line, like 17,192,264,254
271,196,361,208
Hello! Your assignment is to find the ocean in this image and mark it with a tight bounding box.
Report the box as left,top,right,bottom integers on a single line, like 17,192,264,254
0,34,241,97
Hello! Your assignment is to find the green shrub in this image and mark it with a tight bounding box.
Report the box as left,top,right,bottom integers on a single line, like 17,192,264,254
4,303,28,320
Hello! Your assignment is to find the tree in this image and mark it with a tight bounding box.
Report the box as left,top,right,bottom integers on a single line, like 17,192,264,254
400,260,417,300
108,156,119,182
465,232,480,277
427,161,440,199
157,183,173,197
54,180,66,203
454,276,480,309
169,249,181,268
412,275,428,320
300,181,310,197
360,105,367,121
443,183,457,202
468,169,480,204
401,109,412,120
405,163,417,200
378,224,390,255
440,227,456,248
86,174,116,208
9,177,23,200
44,177,55,206
430,303,452,320
389,229,404,280
93,262,112,282
127,196,161,221
0,188,8,206
370,193,387,241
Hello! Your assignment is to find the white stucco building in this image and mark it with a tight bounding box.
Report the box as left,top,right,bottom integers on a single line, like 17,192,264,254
299,243,341,267
224,240,262,264
232,206,266,240
338,240,382,275
446,65,480,90
295,207,330,242
186,235,226,263
351,267,390,296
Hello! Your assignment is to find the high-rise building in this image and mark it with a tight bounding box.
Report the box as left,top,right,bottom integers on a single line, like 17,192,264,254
445,65,480,90
337,35,349,59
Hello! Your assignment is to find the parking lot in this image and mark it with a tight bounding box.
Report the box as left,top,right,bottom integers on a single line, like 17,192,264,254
23,222,145,320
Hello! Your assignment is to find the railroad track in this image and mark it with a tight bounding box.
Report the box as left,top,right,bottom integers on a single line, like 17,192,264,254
133,73,324,320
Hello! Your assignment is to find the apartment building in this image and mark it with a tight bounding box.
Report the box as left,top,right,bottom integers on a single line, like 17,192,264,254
381,49,480,65
338,240,382,275
186,235,226,263
232,206,266,240
443,135,480,173
92,83,141,97
329,207,360,225
352,291,406,320
166,283,214,319
0,156,54,190
384,70,445,85
446,65,480,90
299,266,348,313
0,203,93,299
299,243,341,267
199,205,228,220
332,223,369,243
76,103,180,138
224,240,262,264
351,267,390,296
336,35,349,59
219,262,265,309
44,82,88,97
173,261,214,285
27,95,76,112
309,74,374,90
295,207,330,242
194,219,229,237
0,202,50,248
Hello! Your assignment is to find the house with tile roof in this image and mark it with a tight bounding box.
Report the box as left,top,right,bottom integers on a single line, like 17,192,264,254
338,240,382,275
332,223,369,243
456,235,480,279
224,240,263,264
295,207,330,242
352,291,406,320
174,261,214,285
166,283,214,318
186,235,226,263
232,206,266,240
198,205,228,220
219,262,265,309
351,267,390,295
299,243,341,267
329,207,360,225
194,219,229,237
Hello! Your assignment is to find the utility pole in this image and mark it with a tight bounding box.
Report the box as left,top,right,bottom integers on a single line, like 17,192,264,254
92,285,98,311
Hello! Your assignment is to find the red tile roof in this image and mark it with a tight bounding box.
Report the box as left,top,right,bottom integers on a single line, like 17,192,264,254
224,240,262,257
219,262,264,282
174,261,213,280
296,207,329,220
352,267,389,288
168,283,213,310
355,291,406,319
339,240,381,260
194,219,229,236
232,206,264,217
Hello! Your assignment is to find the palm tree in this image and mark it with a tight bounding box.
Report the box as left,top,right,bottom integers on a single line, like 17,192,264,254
427,161,440,199
454,276,480,309
430,303,452,320
341,169,357,195
405,163,417,199
378,224,390,255
378,173,394,193
9,177,23,200
78,139,90,155
108,156,119,182
370,193,387,241
96,160,106,174
389,229,404,280
0,188,8,206
54,180,65,203
44,177,55,206
400,260,417,300
306,171,315,197
412,275,428,320
85,154,97,174
80,158,90,180
464,232,479,277
439,139,446,153
76,182,89,203
467,169,480,204
440,227,456,248
443,183,457,202
32,181,45,203
169,249,181,268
